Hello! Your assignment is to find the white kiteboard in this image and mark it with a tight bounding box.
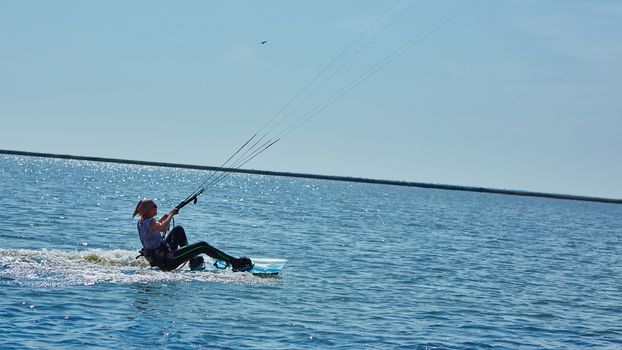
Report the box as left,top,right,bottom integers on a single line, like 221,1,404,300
206,258,287,277
248,258,287,276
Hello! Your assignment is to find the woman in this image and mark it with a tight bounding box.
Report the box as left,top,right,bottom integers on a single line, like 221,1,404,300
132,198,253,272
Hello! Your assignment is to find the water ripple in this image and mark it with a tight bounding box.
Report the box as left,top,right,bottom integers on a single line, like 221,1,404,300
1,155,621,348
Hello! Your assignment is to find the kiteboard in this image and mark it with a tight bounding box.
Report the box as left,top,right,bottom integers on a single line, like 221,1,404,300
204,258,287,277
248,258,287,277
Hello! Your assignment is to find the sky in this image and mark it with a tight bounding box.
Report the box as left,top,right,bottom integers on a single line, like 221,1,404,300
1,0,621,199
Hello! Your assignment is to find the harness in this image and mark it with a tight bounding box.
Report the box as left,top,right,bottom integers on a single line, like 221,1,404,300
136,243,172,267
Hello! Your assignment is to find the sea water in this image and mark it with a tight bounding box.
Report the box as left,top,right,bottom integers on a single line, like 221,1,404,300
0,154,620,349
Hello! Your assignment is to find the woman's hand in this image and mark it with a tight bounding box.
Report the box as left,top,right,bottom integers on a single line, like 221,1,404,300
159,208,178,222
154,208,178,231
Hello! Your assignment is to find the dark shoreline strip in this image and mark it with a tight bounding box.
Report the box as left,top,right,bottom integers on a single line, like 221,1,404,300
2,149,620,204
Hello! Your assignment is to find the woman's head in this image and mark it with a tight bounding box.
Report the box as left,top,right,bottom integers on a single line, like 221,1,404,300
132,198,157,219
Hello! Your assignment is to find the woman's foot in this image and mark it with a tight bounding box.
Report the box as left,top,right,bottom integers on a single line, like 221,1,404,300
189,256,205,270
231,257,254,272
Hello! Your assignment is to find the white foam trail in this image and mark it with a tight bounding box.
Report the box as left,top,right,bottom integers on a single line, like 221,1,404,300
0,248,267,287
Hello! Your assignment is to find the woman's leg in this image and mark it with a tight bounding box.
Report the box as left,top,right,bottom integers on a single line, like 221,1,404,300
162,241,253,272
165,225,188,250
159,241,234,271
173,241,235,263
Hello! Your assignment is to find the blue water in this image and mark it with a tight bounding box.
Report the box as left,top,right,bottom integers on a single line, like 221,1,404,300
1,155,621,349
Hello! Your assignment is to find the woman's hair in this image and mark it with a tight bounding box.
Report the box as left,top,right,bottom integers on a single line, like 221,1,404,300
132,198,156,219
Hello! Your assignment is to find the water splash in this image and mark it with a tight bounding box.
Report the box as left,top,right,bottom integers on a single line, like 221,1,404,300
0,248,272,287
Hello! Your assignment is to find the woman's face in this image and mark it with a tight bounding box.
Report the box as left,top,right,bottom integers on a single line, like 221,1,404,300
148,203,158,216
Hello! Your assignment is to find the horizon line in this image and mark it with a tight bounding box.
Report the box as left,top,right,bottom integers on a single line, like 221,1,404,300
1,149,620,205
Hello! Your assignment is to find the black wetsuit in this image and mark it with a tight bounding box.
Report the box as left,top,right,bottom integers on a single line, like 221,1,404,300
143,226,237,271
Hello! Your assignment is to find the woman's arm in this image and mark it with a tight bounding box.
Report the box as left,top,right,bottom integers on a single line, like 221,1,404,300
150,208,179,232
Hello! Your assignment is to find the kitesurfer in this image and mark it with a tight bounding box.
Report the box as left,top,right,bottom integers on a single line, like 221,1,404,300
132,198,253,272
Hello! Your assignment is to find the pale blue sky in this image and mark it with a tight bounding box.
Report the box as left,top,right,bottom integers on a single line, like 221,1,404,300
1,1,621,198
